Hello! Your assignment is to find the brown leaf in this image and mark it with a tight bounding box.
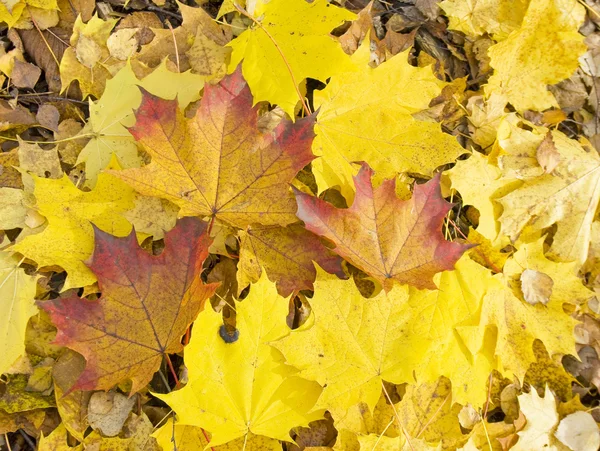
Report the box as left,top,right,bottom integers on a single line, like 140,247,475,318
17,28,72,95
11,60,41,89
0,149,23,189
57,0,95,28
536,131,561,174
238,224,346,297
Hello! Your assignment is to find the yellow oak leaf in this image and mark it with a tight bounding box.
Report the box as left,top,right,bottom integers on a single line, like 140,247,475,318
504,237,593,306
60,15,118,99
480,277,577,380
153,419,281,451
311,40,465,201
408,256,496,406
77,60,205,186
447,151,519,241
485,0,586,112
228,0,356,117
157,273,323,447
0,250,38,375
497,125,600,265
440,0,529,38
12,171,136,291
273,267,431,412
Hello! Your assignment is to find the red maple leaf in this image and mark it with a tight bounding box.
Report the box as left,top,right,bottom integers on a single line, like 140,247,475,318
39,217,218,393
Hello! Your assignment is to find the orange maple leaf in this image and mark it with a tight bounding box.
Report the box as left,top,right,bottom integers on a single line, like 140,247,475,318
294,164,471,290
112,69,316,228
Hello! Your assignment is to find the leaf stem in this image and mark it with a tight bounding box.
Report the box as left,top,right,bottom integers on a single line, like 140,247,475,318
381,381,415,451
164,354,180,388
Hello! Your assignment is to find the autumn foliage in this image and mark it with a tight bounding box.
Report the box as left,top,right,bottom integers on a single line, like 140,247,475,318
1,0,600,449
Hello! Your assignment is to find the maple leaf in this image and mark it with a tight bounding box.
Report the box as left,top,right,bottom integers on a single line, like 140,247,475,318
440,0,528,38
153,420,281,451
228,0,356,117
273,266,431,411
408,255,496,406
13,170,136,291
158,273,323,447
295,163,470,290
480,278,577,380
447,151,519,242
497,125,600,264
113,69,316,228
0,0,57,28
237,223,345,297
38,217,217,393
485,0,586,112
77,61,205,186
311,40,465,201
0,250,38,375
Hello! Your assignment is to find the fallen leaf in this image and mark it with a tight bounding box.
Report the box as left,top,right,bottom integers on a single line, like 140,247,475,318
38,217,218,393
273,266,430,411
485,0,586,112
295,163,470,290
0,250,38,376
237,223,345,297
158,273,323,447
311,40,465,200
228,0,356,117
113,69,315,228
555,411,600,451
87,391,136,437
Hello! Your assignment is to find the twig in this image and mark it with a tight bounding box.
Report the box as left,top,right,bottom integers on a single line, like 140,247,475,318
18,431,35,450
164,354,180,388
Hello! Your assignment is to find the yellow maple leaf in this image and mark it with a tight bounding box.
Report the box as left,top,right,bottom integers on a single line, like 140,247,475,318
480,277,577,380
273,267,431,412
447,151,520,242
228,0,356,117
0,0,57,28
497,125,600,265
440,0,529,38
153,419,281,451
513,387,562,451
0,250,38,375
408,256,496,406
12,170,136,290
311,41,465,201
157,273,323,447
485,0,586,112
504,237,593,306
77,61,204,186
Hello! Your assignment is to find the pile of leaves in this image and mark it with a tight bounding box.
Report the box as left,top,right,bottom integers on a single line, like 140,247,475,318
1,0,600,449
